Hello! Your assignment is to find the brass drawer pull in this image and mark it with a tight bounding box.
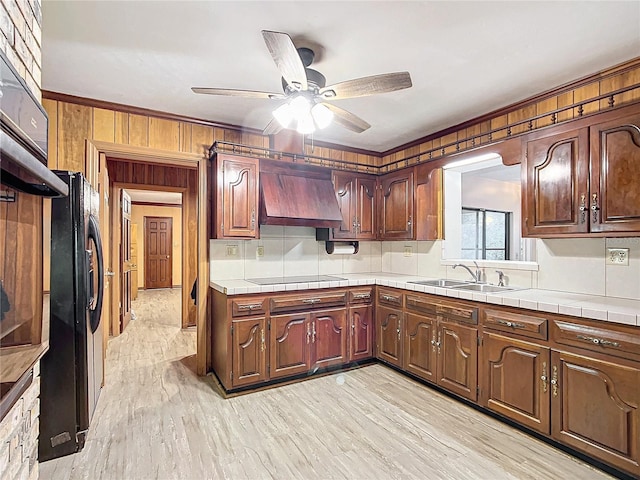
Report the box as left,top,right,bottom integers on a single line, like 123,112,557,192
576,334,620,348
496,319,526,329
302,298,320,304
381,294,399,302
238,303,263,311
353,293,371,299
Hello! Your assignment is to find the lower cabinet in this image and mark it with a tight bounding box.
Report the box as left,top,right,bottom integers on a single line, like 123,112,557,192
376,305,403,367
551,350,640,476
349,305,374,362
404,312,437,383
270,308,348,379
231,317,269,388
437,320,478,402
481,332,551,434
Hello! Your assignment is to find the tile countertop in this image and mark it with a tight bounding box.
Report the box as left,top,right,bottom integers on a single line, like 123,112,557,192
210,273,640,327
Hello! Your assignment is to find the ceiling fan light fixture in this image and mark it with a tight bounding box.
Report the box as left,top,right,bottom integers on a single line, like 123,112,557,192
311,103,333,129
273,102,294,128
296,112,315,134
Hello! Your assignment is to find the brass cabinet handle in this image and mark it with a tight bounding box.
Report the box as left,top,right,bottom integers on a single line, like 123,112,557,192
407,215,412,228
238,303,263,310
353,293,371,300
260,328,265,352
576,334,620,348
591,193,600,223
496,319,526,329
353,217,358,231
312,321,317,344
302,298,320,304
397,326,401,341
541,361,548,393
307,323,311,344
381,294,399,302
351,323,355,336
251,207,256,230
579,194,587,224
551,365,559,397
436,330,441,353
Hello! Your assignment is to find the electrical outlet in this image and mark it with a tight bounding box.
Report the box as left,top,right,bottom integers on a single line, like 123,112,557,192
403,246,413,257
225,245,238,257
256,246,265,258
606,247,629,266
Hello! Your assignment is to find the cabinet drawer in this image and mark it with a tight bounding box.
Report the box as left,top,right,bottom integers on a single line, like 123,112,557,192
377,288,403,307
231,297,268,317
552,320,640,361
484,309,548,340
437,301,478,325
405,294,437,315
270,292,347,314
349,288,373,305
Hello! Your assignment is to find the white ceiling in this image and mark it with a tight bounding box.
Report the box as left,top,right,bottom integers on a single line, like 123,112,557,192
42,1,640,153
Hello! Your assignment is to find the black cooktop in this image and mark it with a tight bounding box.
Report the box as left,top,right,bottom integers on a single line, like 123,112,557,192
246,275,345,285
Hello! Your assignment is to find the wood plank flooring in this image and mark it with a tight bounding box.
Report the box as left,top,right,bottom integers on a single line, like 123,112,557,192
40,288,614,480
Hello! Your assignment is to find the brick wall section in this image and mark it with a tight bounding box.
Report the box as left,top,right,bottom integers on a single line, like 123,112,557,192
0,0,42,100
0,2,44,480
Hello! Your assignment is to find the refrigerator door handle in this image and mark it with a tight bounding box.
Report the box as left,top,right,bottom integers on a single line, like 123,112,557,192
87,214,104,334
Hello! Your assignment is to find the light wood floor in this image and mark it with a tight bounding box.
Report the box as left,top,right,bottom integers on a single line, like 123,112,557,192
40,288,614,480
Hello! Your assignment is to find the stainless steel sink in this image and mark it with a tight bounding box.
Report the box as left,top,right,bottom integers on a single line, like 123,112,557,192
450,283,518,293
409,279,470,288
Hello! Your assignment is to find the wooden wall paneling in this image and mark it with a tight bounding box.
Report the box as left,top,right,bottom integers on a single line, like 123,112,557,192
190,124,214,157
241,131,268,149
114,111,129,144
183,170,198,328
620,68,640,103
508,104,536,135
223,129,242,144
42,98,58,169
128,114,149,147
93,108,116,142
478,120,492,145
557,91,574,123
600,68,640,108
490,114,508,141
57,102,92,172
213,127,226,144
573,84,600,117
180,122,192,153
343,151,358,167
439,132,457,156
149,117,180,151
535,98,558,129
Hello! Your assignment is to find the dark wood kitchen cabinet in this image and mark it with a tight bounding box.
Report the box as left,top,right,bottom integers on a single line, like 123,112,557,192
378,169,414,240
523,104,640,237
437,320,478,402
331,171,377,240
550,350,640,476
212,153,259,239
311,309,348,368
348,288,375,362
376,305,403,367
404,312,437,383
232,316,268,388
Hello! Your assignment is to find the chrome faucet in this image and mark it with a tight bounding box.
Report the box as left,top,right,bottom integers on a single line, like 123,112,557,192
453,261,481,283
496,270,505,287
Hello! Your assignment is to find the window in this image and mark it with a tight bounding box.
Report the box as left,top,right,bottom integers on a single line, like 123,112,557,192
461,208,510,260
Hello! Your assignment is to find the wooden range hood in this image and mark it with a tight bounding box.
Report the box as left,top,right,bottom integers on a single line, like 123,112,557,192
259,159,342,228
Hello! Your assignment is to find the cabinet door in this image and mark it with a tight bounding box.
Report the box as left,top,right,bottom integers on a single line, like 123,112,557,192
232,317,268,387
551,350,640,477
311,308,348,369
332,172,356,239
376,305,403,367
269,313,310,379
523,128,589,236
437,321,478,401
349,305,374,362
481,333,550,434
379,169,414,240
404,312,437,383
415,166,443,241
590,112,640,233
356,176,377,240
217,155,259,238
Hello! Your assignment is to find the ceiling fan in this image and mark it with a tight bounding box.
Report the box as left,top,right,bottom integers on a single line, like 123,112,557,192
192,30,412,135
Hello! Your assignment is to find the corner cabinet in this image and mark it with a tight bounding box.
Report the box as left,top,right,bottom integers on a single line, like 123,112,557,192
331,172,377,240
523,104,640,237
211,154,259,239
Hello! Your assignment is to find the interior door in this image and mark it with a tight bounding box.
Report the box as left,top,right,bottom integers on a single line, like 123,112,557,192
144,216,173,289
130,223,138,300
120,189,132,332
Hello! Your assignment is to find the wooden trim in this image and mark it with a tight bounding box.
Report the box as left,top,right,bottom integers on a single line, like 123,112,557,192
86,140,208,375
131,201,182,208
304,139,380,157
44,91,263,135
382,57,640,157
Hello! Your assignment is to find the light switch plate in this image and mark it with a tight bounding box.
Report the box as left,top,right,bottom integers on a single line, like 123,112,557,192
606,248,629,265
256,246,265,258
403,246,413,257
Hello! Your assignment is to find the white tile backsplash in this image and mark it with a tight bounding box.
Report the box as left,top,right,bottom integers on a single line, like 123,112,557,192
605,237,640,300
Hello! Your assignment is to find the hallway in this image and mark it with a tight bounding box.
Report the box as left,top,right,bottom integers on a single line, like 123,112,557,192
40,290,613,480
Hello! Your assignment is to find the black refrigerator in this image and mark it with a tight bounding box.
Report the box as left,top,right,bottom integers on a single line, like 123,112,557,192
39,171,105,462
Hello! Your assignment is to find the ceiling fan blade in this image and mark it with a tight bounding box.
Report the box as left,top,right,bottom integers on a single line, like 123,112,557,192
319,72,412,100
261,30,308,91
322,103,371,133
191,87,284,99
263,117,283,136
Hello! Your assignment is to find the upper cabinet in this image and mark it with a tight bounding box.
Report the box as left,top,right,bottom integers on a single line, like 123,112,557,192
523,105,640,237
378,168,414,240
212,154,259,239
331,171,377,240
